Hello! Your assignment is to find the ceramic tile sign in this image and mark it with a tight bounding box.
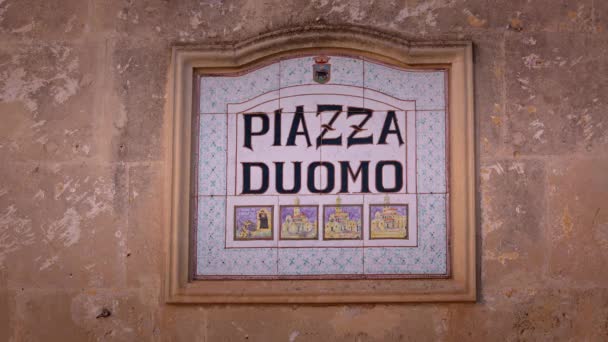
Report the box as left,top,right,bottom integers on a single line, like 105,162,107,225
196,55,448,278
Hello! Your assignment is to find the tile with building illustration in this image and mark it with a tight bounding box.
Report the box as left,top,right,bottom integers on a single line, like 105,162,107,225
369,203,409,239
279,201,319,240
323,201,363,240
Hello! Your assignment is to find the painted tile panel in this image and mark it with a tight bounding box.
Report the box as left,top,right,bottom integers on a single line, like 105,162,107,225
195,54,449,278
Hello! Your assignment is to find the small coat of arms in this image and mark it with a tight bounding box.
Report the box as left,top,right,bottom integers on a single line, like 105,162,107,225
313,55,331,84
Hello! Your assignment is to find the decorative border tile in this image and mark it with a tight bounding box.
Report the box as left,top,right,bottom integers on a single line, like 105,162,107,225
416,111,447,193
196,196,277,276
200,63,280,113
364,62,446,110
278,248,363,275
197,114,227,195
364,194,447,275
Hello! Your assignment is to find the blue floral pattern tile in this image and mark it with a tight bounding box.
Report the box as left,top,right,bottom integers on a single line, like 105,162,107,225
364,62,446,110
200,63,280,113
278,248,363,275
196,196,277,276
416,111,447,193
364,194,447,275
280,56,363,88
197,114,227,195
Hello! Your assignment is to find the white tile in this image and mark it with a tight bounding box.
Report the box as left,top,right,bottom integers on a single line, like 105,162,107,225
320,111,408,195
363,88,416,111
226,90,280,114
232,112,322,196
280,84,363,112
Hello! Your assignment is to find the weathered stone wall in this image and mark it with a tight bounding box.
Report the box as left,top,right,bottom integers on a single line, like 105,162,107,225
1,1,607,340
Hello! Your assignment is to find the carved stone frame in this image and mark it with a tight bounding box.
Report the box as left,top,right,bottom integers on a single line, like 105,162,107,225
164,27,476,303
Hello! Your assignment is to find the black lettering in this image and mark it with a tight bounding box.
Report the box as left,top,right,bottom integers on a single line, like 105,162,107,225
316,105,342,148
339,161,370,193
274,162,302,194
307,162,335,193
346,107,373,147
242,162,269,194
243,113,269,150
272,109,282,146
375,161,403,192
377,111,404,146
286,106,312,147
